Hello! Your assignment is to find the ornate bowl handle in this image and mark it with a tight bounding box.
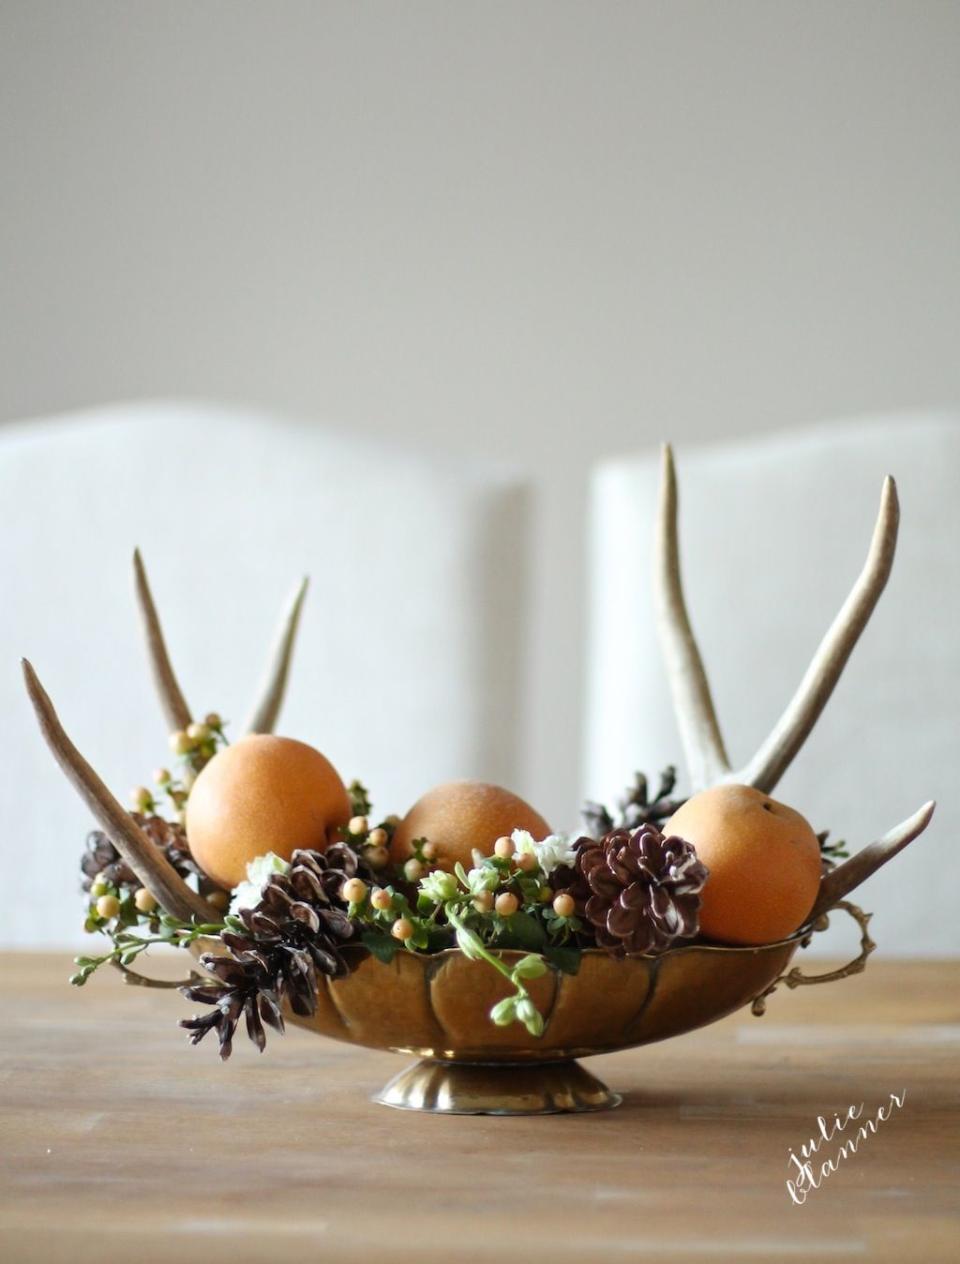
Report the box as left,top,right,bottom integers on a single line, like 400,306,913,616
751,900,876,1016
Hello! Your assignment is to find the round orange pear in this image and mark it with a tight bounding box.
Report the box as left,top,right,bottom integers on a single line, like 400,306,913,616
391,780,551,871
664,784,822,946
185,735,352,890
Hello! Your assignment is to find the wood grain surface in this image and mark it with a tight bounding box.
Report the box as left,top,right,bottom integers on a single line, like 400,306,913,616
0,954,957,1263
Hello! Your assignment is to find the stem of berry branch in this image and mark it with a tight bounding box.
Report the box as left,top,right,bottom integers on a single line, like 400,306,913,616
445,906,546,1036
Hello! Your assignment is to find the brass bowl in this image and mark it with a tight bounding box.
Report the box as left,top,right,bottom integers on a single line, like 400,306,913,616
254,901,872,1115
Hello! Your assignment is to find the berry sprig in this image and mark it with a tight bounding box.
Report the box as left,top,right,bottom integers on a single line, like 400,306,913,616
71,901,226,987
169,713,229,767
338,875,449,954
340,833,584,1036
339,780,404,874
129,713,229,823
83,870,159,937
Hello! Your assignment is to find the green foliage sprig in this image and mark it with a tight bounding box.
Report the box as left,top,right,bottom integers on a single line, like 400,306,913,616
344,847,583,1036
71,911,226,986
817,829,850,866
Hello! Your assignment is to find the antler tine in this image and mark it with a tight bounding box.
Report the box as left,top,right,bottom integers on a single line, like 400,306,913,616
22,659,217,923
810,800,935,921
655,444,731,789
243,576,309,735
132,549,192,732
735,476,899,793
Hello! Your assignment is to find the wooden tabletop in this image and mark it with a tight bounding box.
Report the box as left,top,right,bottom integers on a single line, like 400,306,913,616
1,953,957,1263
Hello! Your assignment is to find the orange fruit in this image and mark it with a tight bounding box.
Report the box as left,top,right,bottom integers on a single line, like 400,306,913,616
185,735,351,890
664,784,822,945
391,780,551,871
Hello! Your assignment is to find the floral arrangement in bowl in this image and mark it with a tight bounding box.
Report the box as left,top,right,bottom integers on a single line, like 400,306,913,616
24,447,935,1114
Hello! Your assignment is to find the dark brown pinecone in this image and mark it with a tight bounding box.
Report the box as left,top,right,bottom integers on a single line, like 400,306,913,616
179,843,368,1059
581,766,686,838
567,823,708,956
80,814,204,893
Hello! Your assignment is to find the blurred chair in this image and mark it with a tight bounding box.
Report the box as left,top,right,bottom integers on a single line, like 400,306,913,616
1,402,529,947
584,414,960,956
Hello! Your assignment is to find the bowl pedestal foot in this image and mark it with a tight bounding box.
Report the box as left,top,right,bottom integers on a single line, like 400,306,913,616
374,1058,622,1115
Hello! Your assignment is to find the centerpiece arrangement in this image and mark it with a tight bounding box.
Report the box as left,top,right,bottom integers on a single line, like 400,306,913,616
25,447,934,1114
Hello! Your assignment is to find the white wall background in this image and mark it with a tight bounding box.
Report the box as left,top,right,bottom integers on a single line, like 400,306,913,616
2,1,959,834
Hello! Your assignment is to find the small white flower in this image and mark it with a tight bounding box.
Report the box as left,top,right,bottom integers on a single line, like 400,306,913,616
511,829,577,876
465,865,500,895
229,852,290,915
419,870,459,903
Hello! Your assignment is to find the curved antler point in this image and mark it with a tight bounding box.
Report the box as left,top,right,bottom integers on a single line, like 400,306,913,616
654,440,730,786
133,550,192,730
736,469,902,793
810,798,936,919
243,577,310,735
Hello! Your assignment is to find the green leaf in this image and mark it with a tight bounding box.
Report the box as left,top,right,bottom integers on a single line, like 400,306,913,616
361,930,401,964
117,896,139,927
347,779,372,817
512,954,547,980
424,926,456,953
544,945,582,976
493,911,546,951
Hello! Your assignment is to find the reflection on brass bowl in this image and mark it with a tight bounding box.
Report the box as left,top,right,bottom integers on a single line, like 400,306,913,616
208,901,869,1115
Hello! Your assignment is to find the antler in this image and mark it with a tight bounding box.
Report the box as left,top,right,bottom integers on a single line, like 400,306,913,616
654,445,731,787
22,659,217,923
133,549,192,732
243,577,309,735
655,447,900,794
810,800,936,921
734,475,899,792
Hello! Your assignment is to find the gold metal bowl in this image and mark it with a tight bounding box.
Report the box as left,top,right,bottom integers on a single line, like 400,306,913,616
259,901,872,1115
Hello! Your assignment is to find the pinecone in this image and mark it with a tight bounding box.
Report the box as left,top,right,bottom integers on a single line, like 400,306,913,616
581,766,686,838
568,823,708,956
177,953,282,1058
80,814,204,893
179,843,368,1059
